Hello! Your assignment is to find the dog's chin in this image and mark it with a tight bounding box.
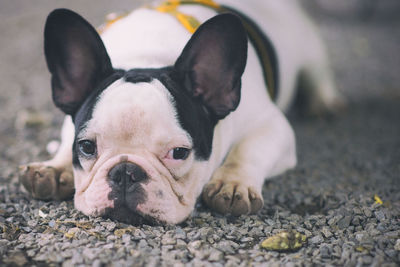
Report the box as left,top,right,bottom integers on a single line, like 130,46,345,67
103,206,161,226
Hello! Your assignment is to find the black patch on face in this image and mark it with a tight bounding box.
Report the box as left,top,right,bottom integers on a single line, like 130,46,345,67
72,70,125,168
123,68,217,160
105,179,149,225
103,206,160,226
104,162,159,226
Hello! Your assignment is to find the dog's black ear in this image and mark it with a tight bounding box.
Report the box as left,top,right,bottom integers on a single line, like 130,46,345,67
174,13,247,120
44,9,113,116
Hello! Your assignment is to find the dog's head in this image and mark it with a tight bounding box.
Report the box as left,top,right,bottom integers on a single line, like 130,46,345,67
44,9,247,224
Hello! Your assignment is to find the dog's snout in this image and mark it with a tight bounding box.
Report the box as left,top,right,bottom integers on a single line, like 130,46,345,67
108,162,147,188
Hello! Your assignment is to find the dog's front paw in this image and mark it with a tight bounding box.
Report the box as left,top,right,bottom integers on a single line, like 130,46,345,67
19,163,74,200
202,180,263,216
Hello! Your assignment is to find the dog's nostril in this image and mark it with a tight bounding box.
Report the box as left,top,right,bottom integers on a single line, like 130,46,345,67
108,165,123,186
125,163,147,182
108,162,147,187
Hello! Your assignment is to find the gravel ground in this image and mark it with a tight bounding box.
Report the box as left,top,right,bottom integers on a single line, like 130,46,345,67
1,1,399,266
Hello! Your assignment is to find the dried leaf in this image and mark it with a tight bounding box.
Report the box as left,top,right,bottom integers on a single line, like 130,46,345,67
56,220,93,229
88,231,104,240
64,232,75,239
374,194,383,205
75,221,93,229
114,228,132,238
355,246,369,253
64,227,79,239
261,230,307,252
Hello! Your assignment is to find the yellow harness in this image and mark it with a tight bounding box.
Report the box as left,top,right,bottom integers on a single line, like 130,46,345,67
98,0,278,100
98,0,218,34
155,0,220,33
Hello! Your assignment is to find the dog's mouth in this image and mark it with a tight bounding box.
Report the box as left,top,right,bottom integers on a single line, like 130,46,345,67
104,181,162,225
103,205,161,226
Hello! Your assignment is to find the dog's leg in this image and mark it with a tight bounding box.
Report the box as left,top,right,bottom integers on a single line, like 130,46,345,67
300,65,346,115
203,107,297,215
19,116,75,200
298,43,347,115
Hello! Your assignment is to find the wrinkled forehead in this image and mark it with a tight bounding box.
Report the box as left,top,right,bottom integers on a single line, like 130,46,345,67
83,78,191,146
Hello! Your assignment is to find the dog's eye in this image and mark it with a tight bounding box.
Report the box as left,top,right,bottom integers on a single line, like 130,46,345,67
78,140,96,157
168,147,191,160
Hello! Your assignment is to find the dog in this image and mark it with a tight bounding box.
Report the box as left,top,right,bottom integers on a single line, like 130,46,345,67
19,0,343,225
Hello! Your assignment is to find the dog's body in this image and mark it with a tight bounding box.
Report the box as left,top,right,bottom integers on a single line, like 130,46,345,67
20,0,343,224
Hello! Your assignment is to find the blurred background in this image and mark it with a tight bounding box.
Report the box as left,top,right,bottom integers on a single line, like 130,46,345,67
304,0,400,100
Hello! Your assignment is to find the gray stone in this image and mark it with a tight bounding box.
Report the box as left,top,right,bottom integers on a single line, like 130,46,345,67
100,221,116,232
92,259,103,267
22,226,32,232
384,249,397,259
198,227,212,239
353,207,363,215
332,245,342,258
351,216,361,226
132,229,147,240
187,240,202,255
337,216,352,229
310,235,324,244
175,227,186,240
138,239,148,249
363,208,372,218
208,250,224,262
122,234,131,244
176,239,187,250
161,231,177,246
303,220,313,230
361,255,373,265
26,249,38,258
320,245,331,258
62,259,74,267
377,223,387,232
321,227,333,238
215,241,234,254
83,248,99,261
47,252,64,263
374,210,386,221
27,220,38,228
394,239,400,251
106,235,116,242
328,215,342,226
384,231,399,239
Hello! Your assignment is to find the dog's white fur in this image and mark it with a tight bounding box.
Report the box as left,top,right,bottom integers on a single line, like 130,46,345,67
22,0,343,224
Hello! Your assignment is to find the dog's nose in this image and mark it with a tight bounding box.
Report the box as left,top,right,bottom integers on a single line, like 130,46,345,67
108,162,147,189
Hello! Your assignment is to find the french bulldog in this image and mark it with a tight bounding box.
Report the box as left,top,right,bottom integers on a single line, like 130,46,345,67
19,0,343,225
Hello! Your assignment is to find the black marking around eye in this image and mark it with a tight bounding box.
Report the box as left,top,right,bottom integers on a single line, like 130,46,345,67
72,70,125,168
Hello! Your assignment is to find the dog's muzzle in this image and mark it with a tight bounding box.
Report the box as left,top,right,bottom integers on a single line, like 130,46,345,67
104,161,151,225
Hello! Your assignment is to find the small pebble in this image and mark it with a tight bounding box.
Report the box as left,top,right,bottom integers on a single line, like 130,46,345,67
309,235,324,245
394,239,400,251
374,210,385,221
